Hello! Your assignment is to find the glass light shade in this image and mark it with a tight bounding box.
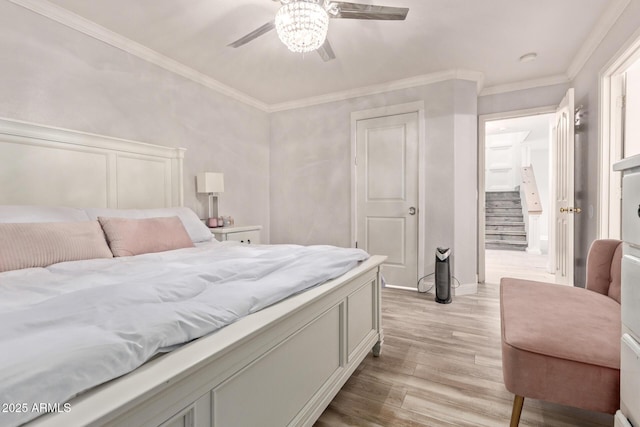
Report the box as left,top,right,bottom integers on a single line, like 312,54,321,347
275,1,329,53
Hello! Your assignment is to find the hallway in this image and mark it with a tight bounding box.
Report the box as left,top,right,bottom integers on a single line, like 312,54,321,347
484,249,557,285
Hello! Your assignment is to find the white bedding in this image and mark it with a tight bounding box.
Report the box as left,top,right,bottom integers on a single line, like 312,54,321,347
0,242,369,426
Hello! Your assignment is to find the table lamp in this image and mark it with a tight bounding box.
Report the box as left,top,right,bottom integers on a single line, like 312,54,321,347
197,172,224,227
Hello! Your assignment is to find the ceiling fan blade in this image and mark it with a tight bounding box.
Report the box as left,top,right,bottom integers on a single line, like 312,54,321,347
227,20,275,48
317,39,336,62
330,2,409,20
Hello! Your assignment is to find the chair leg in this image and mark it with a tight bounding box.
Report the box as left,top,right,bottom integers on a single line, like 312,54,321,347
510,395,524,427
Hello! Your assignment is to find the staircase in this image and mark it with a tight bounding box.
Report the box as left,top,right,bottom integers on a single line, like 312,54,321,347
485,190,527,251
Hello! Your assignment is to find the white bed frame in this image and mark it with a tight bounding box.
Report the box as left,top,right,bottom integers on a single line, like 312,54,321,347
0,118,384,427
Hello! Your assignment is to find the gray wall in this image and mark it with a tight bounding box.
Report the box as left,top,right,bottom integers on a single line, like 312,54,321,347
1,1,479,286
0,1,271,241
571,0,640,286
529,140,551,253
478,83,571,116
270,79,478,286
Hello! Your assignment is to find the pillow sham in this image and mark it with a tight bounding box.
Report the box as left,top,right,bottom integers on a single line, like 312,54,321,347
86,207,212,243
0,221,113,273
98,216,194,257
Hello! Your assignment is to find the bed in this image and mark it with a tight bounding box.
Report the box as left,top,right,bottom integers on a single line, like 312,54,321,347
0,118,385,427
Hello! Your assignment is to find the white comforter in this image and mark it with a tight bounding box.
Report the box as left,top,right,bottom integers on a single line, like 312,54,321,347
0,242,368,426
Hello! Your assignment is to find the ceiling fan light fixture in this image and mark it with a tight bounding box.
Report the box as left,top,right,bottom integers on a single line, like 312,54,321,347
275,0,329,53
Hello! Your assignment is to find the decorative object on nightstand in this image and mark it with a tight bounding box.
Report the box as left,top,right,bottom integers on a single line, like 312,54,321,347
210,225,262,244
196,172,224,227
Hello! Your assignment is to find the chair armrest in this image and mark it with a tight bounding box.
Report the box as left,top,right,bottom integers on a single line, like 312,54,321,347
585,239,622,302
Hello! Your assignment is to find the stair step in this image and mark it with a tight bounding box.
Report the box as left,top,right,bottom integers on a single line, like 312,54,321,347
485,207,523,215
485,239,528,251
486,191,520,200
486,221,525,230
486,200,522,208
486,213,524,221
485,230,527,241
486,218,524,224
485,189,527,248
486,227,526,233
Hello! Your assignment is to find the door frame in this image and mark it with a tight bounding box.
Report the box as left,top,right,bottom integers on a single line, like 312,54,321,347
598,28,640,239
351,101,426,289
478,105,556,283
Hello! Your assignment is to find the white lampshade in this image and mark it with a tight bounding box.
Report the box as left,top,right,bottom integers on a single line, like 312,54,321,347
197,172,224,194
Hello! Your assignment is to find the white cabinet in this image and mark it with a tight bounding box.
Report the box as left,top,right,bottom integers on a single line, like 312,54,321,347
622,169,640,246
621,334,640,424
210,225,262,244
613,155,640,426
615,410,633,427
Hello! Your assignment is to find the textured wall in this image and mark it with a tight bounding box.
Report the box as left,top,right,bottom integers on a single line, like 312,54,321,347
453,80,479,287
0,2,271,241
270,79,479,286
3,1,484,287
478,83,570,116
571,0,640,286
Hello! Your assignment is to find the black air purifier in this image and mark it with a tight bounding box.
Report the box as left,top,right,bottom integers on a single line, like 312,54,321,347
435,247,452,304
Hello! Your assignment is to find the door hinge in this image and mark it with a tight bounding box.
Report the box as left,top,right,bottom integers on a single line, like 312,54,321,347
354,156,357,166
355,241,358,249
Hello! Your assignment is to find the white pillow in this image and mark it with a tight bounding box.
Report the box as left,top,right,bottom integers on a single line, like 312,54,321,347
0,205,90,223
84,207,212,243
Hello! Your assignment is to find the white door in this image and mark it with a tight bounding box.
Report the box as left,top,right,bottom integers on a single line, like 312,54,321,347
356,112,419,287
553,88,575,285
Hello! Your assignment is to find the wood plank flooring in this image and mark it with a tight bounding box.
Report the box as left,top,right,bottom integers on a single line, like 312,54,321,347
314,284,614,426
485,249,557,285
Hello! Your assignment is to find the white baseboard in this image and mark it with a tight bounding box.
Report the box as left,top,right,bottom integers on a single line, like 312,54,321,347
384,284,418,291
385,283,477,296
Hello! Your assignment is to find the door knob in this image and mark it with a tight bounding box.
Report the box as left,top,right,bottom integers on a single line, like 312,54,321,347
559,207,582,214
409,207,416,215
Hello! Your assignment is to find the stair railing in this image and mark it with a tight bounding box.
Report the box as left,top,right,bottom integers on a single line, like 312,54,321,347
521,165,543,254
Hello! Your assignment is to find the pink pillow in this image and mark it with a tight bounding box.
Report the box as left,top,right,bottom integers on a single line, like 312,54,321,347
98,216,194,257
0,221,113,272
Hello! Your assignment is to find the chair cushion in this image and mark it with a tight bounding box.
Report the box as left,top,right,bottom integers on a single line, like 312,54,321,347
500,278,620,414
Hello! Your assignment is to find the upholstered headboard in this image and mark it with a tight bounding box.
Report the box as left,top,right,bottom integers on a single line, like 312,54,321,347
0,118,184,208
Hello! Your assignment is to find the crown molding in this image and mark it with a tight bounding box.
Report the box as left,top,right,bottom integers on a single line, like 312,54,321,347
268,69,484,112
9,0,270,112
13,0,484,114
566,0,631,79
479,74,570,97
13,0,621,112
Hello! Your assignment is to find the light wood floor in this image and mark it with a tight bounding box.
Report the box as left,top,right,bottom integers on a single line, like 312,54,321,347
314,284,613,427
485,249,558,285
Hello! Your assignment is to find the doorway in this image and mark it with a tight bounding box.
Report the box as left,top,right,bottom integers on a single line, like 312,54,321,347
351,102,425,289
599,32,640,239
478,108,559,284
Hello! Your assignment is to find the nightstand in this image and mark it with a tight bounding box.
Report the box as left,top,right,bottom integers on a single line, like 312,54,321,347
210,225,262,244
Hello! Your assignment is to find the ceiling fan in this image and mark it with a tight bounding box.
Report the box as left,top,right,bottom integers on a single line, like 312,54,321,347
228,0,409,62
